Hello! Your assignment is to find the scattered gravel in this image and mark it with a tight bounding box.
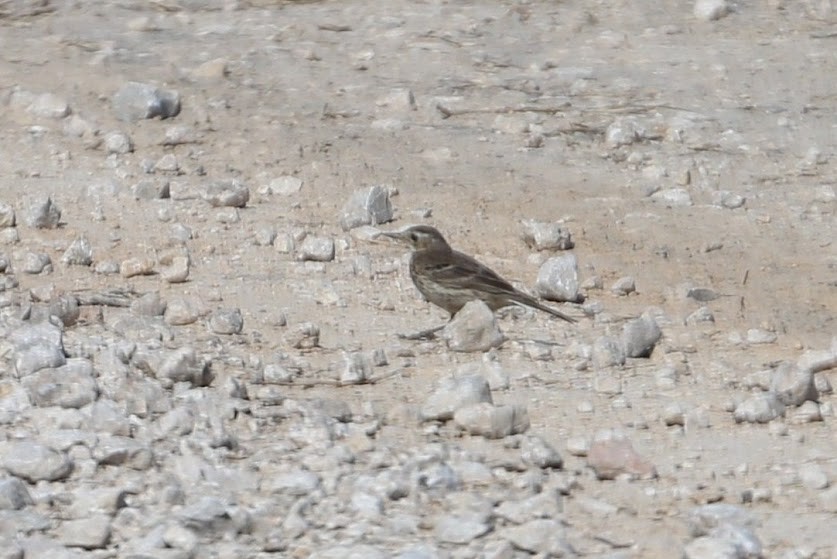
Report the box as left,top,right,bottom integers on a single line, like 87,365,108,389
0,2,833,557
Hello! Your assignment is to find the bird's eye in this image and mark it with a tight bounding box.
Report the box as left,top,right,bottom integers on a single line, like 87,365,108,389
410,232,418,242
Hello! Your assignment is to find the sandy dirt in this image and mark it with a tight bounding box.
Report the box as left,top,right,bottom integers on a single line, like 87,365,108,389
1,0,836,556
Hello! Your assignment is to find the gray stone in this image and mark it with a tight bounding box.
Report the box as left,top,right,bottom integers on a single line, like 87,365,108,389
92,435,153,470
819,485,837,512
611,275,637,295
433,513,491,544
1,441,73,482
208,308,243,335
651,188,693,206
157,347,212,386
0,381,32,425
86,399,131,436
710,190,746,209
789,400,823,423
592,336,626,368
341,352,372,384
296,235,335,262
770,362,817,406
687,504,757,537
733,393,785,424
621,312,662,358
340,185,393,231
178,496,237,535
0,202,15,227
521,219,574,251
694,0,730,21
132,179,171,200
131,291,167,317
22,358,98,408
27,92,71,119
155,407,195,438
535,253,580,303
264,175,303,196
684,536,742,559
746,328,777,344
263,468,322,496
202,179,249,208
442,300,504,353
120,257,155,278
19,535,80,559
104,131,133,154
162,124,197,146
495,489,563,524
159,255,190,284
798,463,829,490
162,523,199,552
421,374,493,421
284,322,320,349
55,514,112,549
0,478,33,510
61,236,93,266
310,545,388,559
520,434,563,469
11,321,66,377
456,360,509,391
453,402,529,438
797,347,837,374
164,297,203,325
112,81,181,122
154,153,180,173
22,252,51,274
500,519,572,555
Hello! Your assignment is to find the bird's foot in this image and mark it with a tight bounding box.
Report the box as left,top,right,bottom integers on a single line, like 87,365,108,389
397,324,445,340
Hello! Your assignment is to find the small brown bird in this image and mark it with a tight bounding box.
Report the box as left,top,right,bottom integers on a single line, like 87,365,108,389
381,225,577,331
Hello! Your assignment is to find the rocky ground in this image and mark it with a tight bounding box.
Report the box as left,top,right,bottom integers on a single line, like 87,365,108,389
0,0,836,558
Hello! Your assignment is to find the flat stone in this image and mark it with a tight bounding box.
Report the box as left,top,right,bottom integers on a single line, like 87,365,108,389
1,441,73,482
453,402,529,439
55,514,112,549
433,513,491,544
92,435,153,470
22,358,98,409
500,518,572,555
733,393,785,424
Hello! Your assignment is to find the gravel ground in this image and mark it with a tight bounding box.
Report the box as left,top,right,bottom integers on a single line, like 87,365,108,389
0,1,836,558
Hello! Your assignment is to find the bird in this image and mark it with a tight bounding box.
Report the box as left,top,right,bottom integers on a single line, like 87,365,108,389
380,225,576,337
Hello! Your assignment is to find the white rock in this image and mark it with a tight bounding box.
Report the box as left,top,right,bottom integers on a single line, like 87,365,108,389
421,374,493,421
694,0,730,21
442,300,504,352
453,402,529,438
535,253,579,302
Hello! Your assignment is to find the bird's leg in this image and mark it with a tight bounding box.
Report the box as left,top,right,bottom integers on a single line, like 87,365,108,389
397,323,446,340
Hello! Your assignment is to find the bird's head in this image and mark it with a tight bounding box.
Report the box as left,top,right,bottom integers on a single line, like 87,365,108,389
379,225,451,251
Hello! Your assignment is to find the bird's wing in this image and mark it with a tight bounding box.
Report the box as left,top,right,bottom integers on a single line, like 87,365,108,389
421,250,517,295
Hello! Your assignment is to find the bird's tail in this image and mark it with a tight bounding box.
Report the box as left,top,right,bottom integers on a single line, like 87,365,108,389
512,295,577,323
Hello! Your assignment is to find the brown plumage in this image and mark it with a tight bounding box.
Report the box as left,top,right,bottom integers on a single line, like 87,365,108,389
381,225,576,323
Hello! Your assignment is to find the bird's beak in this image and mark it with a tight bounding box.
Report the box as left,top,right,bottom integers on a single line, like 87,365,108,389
376,230,408,242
